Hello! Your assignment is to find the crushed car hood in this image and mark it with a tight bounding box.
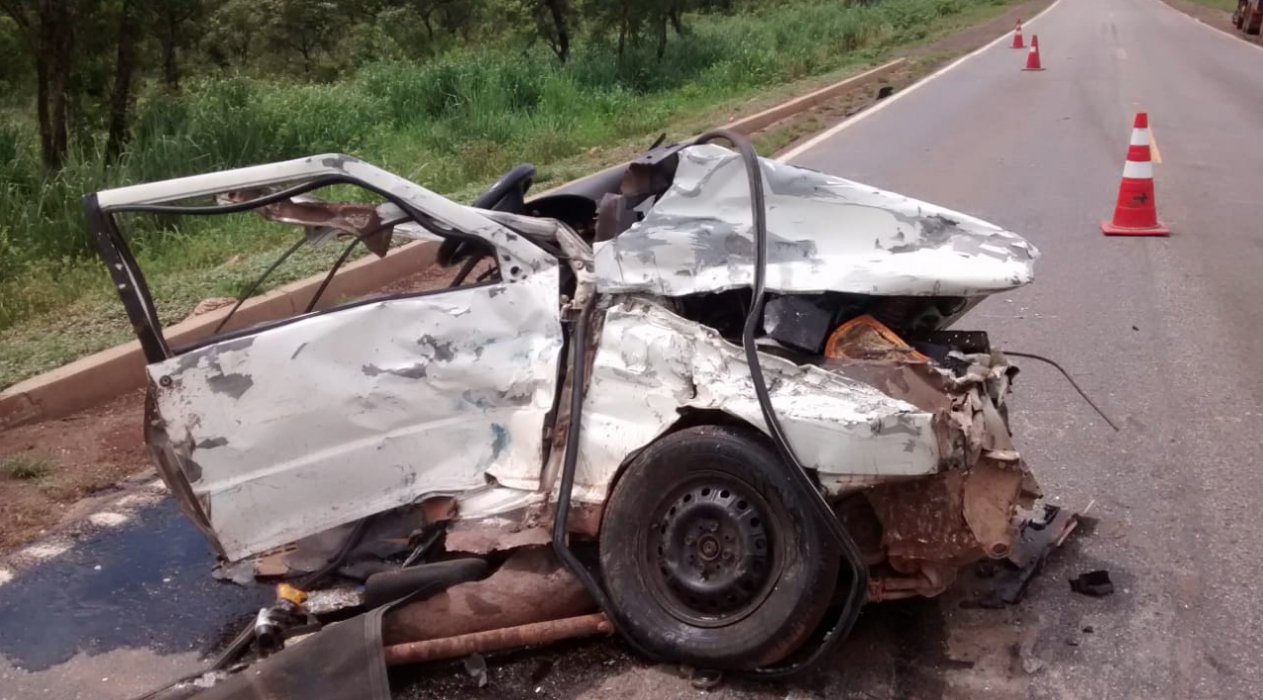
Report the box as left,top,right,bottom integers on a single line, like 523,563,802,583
594,144,1039,297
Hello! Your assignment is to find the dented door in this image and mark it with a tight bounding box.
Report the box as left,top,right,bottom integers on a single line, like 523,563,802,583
147,267,563,562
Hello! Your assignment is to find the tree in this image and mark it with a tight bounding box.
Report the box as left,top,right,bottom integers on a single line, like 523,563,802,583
203,0,259,69
520,0,570,62
646,0,687,59
104,0,137,160
1,0,77,169
584,0,685,60
0,16,32,91
582,0,642,58
157,0,202,92
261,0,338,74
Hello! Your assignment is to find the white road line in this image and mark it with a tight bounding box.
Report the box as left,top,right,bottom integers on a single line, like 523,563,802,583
89,512,130,528
18,541,71,562
780,0,1069,162
114,491,162,509
0,481,167,578
1150,0,1263,54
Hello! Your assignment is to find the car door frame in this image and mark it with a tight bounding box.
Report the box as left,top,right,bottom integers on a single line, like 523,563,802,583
88,155,564,560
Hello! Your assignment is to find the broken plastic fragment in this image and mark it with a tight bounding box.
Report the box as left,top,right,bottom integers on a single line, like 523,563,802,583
1069,570,1114,597
464,652,489,687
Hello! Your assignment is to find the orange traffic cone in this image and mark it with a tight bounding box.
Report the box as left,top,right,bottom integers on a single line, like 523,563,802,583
1012,20,1025,48
1023,35,1044,71
1102,112,1169,236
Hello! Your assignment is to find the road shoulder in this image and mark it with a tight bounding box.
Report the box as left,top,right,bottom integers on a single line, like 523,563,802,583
1155,0,1261,44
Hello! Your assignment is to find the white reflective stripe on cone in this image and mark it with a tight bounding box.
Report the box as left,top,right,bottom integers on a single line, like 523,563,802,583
1123,160,1154,179
1130,128,1150,147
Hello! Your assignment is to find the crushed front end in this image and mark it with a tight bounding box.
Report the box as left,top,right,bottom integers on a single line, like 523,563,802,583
821,317,1041,600
591,142,1048,604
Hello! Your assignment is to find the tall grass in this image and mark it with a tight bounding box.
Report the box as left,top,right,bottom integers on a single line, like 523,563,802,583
0,0,1007,387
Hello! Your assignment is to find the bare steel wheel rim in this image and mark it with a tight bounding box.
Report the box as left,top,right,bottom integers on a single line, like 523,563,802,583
644,472,783,628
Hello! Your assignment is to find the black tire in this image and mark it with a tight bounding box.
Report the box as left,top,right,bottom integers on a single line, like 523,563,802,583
598,425,839,669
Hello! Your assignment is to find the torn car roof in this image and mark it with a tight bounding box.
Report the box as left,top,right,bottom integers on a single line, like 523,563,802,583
594,144,1039,297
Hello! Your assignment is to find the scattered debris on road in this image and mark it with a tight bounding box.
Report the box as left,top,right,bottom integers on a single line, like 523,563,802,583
958,503,1083,608
1070,570,1115,597
463,653,488,688
995,504,1080,604
687,667,724,690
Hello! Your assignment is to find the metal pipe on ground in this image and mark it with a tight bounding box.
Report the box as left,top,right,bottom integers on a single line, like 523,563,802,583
383,613,613,666
381,547,597,644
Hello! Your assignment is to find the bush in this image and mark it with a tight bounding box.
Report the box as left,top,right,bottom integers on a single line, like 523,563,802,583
0,0,1009,341
0,455,51,481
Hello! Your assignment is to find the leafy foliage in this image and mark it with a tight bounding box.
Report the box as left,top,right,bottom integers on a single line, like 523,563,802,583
0,455,52,481
0,0,1012,389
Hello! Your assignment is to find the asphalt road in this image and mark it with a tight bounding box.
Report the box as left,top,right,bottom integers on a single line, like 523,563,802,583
4,0,1263,697
0,493,270,700
787,0,1263,695
401,0,1263,695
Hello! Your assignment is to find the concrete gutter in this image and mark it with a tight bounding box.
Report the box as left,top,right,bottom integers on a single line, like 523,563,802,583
723,59,904,136
0,242,437,429
0,58,902,430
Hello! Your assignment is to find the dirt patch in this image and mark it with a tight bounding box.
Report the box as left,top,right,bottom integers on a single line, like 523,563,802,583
0,389,150,550
1159,0,1255,39
375,258,495,297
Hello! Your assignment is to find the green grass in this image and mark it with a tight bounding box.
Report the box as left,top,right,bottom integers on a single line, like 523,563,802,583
0,455,52,481
0,0,1023,390
1183,0,1236,13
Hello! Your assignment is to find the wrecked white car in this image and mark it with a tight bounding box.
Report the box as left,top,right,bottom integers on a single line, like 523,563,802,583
91,132,1044,688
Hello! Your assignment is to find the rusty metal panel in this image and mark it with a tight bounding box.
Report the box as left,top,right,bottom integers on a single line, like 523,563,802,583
382,547,596,645
593,144,1038,298
147,268,563,562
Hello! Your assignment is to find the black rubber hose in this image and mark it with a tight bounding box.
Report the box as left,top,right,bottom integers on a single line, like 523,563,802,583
210,623,257,671
692,128,869,678
1002,350,1120,431
550,296,664,663
298,516,373,589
